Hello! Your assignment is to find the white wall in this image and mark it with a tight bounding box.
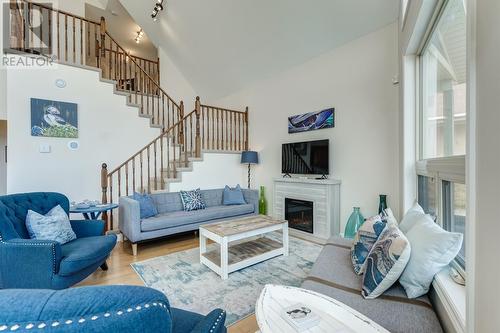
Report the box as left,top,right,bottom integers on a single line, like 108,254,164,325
168,153,244,192
6,61,160,202
470,0,500,331
214,23,400,230
158,47,198,109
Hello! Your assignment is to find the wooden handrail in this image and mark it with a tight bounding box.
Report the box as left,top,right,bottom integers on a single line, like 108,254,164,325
108,110,196,176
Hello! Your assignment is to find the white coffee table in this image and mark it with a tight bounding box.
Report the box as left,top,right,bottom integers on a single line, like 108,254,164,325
255,285,389,333
199,215,289,280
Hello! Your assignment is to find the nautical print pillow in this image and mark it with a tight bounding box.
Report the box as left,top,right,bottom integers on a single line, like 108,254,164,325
361,224,411,299
351,214,387,275
179,188,206,211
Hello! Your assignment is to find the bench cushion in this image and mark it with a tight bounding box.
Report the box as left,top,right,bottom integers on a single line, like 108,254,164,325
141,204,255,232
301,236,442,333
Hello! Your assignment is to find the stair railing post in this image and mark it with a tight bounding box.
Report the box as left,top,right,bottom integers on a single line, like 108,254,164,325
99,16,106,57
101,163,110,232
195,96,201,157
178,101,184,145
244,106,249,151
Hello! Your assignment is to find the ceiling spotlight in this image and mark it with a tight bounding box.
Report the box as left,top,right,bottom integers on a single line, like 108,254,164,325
135,29,144,44
151,0,165,21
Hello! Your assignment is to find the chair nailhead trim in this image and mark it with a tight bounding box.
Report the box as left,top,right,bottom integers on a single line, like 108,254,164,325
209,310,225,332
0,240,57,274
0,302,168,331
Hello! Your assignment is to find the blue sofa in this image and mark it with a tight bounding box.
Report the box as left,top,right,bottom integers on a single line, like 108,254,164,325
119,188,258,255
0,192,117,290
0,285,226,333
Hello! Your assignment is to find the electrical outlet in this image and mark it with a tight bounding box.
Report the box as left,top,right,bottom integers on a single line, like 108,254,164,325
39,144,51,153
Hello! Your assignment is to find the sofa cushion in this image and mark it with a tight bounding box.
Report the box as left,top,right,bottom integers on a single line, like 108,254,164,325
141,204,255,232
302,236,442,333
59,235,117,276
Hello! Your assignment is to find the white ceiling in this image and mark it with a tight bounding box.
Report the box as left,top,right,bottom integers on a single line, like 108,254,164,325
120,0,399,100
86,0,158,60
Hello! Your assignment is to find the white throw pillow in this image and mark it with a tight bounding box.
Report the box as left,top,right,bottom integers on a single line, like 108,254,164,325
399,214,463,298
398,202,425,233
362,224,411,299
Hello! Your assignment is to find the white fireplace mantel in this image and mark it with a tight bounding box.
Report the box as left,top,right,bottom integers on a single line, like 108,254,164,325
273,177,341,243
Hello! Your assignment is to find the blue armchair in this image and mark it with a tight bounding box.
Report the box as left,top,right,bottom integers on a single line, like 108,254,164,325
0,285,227,333
0,192,116,290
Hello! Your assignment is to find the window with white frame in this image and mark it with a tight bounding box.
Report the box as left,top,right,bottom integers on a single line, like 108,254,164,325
417,0,466,276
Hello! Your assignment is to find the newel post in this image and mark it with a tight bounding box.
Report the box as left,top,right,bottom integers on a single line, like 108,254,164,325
244,106,249,151
195,96,201,157
178,101,185,145
101,163,109,231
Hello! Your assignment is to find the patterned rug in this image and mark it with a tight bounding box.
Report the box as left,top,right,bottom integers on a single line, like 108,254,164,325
131,236,322,326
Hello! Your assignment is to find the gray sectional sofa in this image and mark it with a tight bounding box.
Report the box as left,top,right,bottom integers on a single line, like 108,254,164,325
119,188,259,255
302,236,443,333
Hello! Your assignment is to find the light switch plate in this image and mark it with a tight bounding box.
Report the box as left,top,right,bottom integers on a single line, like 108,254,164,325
39,144,51,153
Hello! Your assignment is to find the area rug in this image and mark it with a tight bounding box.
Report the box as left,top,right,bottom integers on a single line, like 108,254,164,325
131,236,322,326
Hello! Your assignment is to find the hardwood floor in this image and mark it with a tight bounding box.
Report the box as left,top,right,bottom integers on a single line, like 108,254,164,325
77,233,259,333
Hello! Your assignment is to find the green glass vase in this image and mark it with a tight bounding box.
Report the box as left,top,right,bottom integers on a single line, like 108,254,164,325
259,186,267,215
344,207,364,239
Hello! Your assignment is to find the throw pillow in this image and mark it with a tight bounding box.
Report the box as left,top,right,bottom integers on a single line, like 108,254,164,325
399,214,463,298
398,202,425,233
362,224,411,299
25,205,76,244
351,214,387,275
223,185,246,205
180,188,206,211
132,192,158,219
382,207,398,226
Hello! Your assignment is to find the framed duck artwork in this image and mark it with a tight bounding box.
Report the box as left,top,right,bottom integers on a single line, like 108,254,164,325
288,108,335,134
30,98,78,138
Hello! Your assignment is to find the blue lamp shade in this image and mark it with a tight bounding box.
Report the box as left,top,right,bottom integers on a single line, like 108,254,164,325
241,151,259,164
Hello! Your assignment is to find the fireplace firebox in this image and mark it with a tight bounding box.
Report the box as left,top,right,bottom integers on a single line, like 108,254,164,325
285,198,313,234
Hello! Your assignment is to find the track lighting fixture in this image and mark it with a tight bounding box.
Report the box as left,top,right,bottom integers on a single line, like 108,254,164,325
151,0,165,21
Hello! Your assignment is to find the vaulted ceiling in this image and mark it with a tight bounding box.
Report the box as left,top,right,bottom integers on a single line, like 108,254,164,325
119,0,399,100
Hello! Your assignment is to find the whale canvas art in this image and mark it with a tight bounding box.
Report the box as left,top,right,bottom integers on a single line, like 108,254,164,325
31,98,78,138
288,108,335,134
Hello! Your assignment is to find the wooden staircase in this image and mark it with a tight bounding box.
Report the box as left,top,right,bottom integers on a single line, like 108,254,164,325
6,0,249,230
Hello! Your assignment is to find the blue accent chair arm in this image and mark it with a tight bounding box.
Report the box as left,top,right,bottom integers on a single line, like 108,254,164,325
190,309,227,333
70,220,105,238
0,239,62,289
242,189,259,214
0,285,226,333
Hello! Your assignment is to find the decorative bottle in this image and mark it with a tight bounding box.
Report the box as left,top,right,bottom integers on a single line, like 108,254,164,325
344,207,364,239
378,194,388,214
259,186,267,215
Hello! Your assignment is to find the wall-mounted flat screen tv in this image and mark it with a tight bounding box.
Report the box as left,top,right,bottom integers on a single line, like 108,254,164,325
282,139,329,176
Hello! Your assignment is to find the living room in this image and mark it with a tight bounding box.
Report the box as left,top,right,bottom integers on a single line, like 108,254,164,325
0,0,498,332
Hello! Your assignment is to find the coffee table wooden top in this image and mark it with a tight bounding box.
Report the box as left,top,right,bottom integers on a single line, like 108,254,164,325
200,215,286,237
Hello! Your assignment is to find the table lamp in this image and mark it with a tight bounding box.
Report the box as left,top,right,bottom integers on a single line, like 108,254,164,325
241,151,259,189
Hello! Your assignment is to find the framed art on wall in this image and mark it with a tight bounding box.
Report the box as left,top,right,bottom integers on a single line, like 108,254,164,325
31,98,78,138
288,108,335,134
